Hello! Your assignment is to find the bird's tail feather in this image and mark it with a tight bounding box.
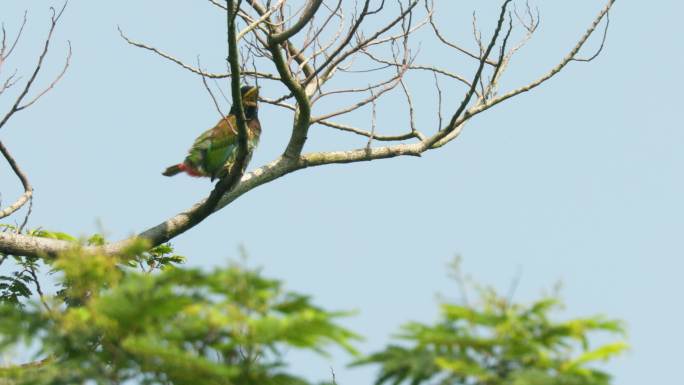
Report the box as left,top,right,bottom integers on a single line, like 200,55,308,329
162,164,183,177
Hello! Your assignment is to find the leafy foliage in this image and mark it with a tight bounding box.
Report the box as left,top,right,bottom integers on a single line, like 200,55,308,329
0,243,358,385
0,270,33,306
0,227,184,306
354,270,627,385
0,229,44,307
0,226,626,385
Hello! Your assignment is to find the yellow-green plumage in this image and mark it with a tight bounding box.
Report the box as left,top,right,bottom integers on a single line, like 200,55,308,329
163,86,261,181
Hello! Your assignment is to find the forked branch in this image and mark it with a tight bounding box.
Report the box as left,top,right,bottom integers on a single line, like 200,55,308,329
0,0,617,259
0,2,70,222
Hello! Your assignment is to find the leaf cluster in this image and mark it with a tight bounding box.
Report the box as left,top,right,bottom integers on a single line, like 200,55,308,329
0,227,626,385
0,241,358,385
354,284,627,385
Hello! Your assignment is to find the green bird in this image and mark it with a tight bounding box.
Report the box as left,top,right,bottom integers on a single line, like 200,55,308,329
162,85,261,181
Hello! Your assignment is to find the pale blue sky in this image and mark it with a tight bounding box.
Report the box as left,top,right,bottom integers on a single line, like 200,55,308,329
0,1,681,384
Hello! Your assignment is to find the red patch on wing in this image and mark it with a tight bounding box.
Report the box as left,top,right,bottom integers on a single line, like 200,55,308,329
179,163,204,177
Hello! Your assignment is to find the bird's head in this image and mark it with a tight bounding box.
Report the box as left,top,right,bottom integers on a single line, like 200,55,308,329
229,85,260,119
240,85,259,108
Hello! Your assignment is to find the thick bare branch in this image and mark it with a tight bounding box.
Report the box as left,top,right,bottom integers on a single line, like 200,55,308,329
239,2,317,80
270,0,324,44
0,0,618,260
243,1,314,158
237,0,286,41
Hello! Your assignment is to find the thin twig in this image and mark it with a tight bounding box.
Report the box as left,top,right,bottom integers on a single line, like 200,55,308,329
426,0,497,66
433,72,443,132
118,26,279,80
0,1,69,131
0,11,28,62
572,11,610,62
316,119,417,141
17,196,33,234
18,41,71,110
197,56,226,119
366,87,377,150
237,0,286,41
27,262,51,312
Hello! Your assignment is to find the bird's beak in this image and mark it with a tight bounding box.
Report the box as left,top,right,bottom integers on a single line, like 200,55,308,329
242,86,260,107
244,86,259,99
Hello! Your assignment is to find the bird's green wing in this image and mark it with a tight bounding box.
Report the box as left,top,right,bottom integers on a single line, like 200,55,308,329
184,116,239,177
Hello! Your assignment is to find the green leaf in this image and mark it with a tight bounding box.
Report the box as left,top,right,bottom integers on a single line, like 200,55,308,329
32,229,77,242
562,342,629,372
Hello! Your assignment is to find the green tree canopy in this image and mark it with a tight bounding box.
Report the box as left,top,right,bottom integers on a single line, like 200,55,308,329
0,238,626,385
0,240,358,385
354,262,627,385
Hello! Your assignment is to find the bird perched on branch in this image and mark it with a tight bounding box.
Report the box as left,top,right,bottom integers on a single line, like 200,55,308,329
162,85,261,181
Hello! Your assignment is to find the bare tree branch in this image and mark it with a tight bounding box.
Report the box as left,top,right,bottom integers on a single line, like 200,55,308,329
314,119,417,141
362,55,475,91
237,0,286,41
572,11,609,62
1,11,28,61
118,26,280,81
0,0,619,259
305,0,419,89
366,86,378,149
17,195,32,234
426,0,496,66
0,141,33,219
424,0,513,148
312,74,403,102
310,65,407,122
270,0,324,44
0,11,27,80
432,72,443,132
144,0,253,244
18,41,71,110
243,0,314,159
197,56,227,119
0,70,21,96
0,2,69,224
0,2,69,131
456,0,615,128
